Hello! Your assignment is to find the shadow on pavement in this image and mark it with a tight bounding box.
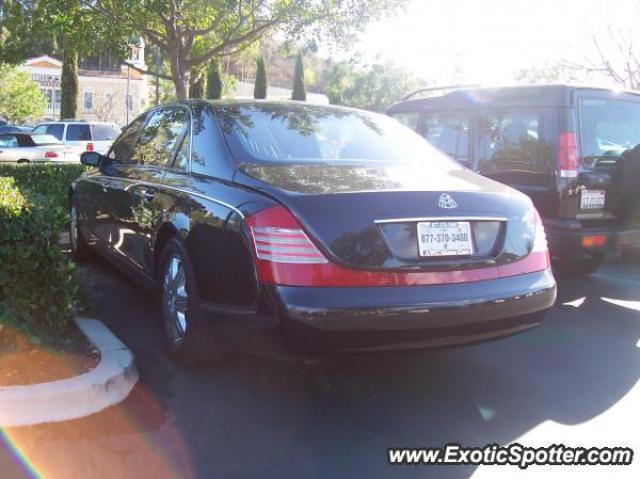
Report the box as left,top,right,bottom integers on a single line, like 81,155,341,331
2,256,639,478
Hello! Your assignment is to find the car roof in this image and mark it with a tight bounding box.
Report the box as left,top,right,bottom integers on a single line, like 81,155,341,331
386,84,640,113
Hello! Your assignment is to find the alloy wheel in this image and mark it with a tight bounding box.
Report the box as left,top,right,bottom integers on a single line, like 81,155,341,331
163,254,189,346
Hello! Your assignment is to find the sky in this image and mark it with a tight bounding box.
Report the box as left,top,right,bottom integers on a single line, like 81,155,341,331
354,0,640,86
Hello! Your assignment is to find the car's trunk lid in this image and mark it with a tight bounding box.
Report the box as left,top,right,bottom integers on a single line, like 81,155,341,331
235,162,534,271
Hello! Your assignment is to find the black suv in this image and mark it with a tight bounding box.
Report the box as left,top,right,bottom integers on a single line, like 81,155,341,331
388,85,640,275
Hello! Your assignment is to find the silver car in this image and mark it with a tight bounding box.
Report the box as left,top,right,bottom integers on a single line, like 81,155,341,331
0,133,82,163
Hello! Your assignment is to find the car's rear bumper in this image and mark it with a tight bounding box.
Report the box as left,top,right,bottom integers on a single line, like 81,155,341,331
546,221,640,259
264,269,556,352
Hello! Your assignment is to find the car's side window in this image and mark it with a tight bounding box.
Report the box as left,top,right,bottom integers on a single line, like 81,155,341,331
67,124,92,141
0,135,18,147
172,128,191,171
129,107,190,168
108,114,148,164
422,111,471,165
392,112,420,130
36,124,65,141
477,110,553,185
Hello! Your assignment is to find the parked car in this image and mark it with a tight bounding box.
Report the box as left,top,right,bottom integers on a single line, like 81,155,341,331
387,85,640,275
0,132,82,163
32,120,121,155
0,125,32,135
70,100,556,363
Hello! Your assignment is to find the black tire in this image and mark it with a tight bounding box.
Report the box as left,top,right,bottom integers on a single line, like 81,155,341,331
69,201,90,262
554,252,605,277
17,159,30,164
158,237,221,364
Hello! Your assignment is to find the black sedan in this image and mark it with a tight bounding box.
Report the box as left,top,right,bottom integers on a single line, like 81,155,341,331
71,100,556,363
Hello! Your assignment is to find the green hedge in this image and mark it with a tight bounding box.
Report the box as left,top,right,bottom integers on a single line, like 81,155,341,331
0,163,87,209
0,177,75,331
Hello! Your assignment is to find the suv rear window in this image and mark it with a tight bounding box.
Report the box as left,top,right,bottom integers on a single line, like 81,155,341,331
66,124,92,141
91,124,121,141
579,98,640,167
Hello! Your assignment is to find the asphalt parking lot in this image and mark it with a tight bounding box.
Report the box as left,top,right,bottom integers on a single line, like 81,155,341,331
2,255,639,479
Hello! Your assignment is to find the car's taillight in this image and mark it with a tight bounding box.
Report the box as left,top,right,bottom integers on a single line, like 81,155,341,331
246,206,329,284
532,209,548,253
558,132,578,178
44,151,58,159
86,142,94,152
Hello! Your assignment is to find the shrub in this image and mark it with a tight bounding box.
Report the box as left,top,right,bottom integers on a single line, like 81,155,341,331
0,177,75,331
0,163,87,209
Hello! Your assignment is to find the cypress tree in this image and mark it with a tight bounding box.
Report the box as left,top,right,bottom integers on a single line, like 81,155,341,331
291,51,306,101
254,56,268,99
189,73,205,98
60,44,78,119
206,60,223,100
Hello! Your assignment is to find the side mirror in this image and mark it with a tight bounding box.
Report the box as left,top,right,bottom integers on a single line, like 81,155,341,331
80,151,103,167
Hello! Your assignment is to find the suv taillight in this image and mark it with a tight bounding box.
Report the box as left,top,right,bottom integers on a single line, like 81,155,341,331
86,143,94,152
558,132,578,178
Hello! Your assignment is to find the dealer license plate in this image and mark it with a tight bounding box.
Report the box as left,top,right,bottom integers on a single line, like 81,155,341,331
580,190,606,209
417,221,473,257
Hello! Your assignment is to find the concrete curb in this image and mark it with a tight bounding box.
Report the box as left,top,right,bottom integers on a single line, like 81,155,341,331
0,318,138,428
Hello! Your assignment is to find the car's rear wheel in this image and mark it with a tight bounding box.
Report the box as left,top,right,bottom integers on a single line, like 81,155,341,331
159,237,220,364
17,159,29,164
555,252,605,277
69,202,90,261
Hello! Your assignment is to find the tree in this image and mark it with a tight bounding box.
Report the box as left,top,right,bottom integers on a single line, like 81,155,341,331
206,60,223,99
60,45,78,118
0,65,46,123
254,56,267,99
560,5,640,90
291,51,306,101
325,60,422,112
84,0,408,99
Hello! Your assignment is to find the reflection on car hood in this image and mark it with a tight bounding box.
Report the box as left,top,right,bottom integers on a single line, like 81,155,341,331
237,162,511,195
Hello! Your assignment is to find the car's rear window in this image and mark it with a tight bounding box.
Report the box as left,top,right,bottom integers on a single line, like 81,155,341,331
91,124,121,141
66,124,92,141
579,98,640,166
217,104,454,166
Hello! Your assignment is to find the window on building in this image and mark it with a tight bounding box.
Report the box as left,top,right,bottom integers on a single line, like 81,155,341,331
126,95,133,112
83,92,94,111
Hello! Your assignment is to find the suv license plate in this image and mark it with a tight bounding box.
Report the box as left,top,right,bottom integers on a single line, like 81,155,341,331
580,190,606,209
417,221,473,257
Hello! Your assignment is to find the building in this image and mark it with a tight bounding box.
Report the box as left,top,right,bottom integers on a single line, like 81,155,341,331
20,42,149,126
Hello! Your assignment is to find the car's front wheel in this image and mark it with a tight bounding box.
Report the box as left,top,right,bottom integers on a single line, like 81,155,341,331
69,202,90,261
159,237,219,364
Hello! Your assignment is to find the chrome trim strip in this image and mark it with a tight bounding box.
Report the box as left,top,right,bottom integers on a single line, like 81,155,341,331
86,175,244,218
375,216,508,224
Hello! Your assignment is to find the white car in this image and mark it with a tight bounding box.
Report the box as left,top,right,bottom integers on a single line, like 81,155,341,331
0,133,83,163
32,121,121,155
